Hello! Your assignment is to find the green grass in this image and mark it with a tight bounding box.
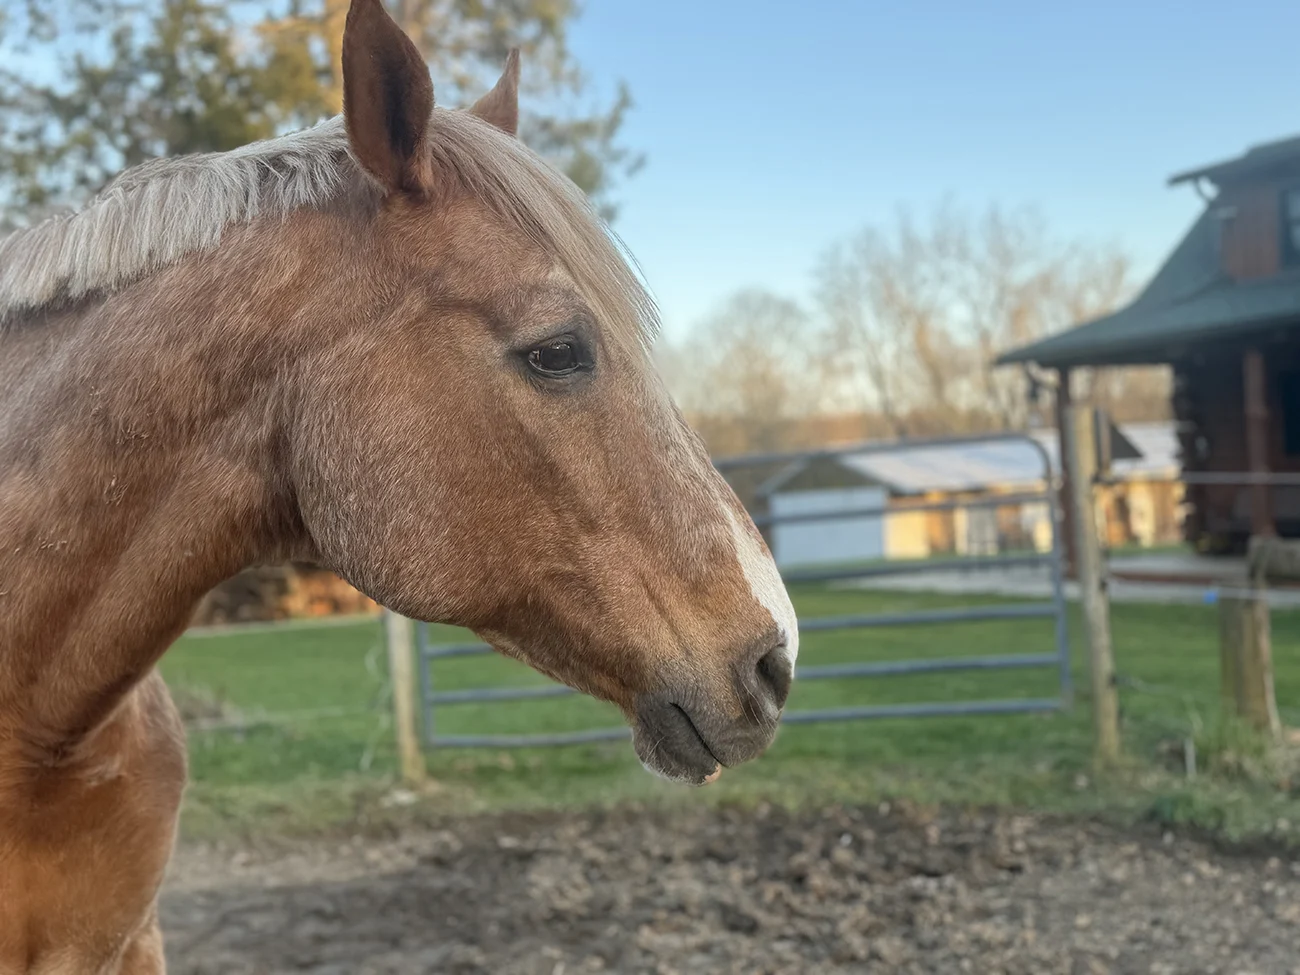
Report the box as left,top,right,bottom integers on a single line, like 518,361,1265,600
161,585,1300,843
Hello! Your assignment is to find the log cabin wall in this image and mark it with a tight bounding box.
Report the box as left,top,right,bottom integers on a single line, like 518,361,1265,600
1176,337,1300,547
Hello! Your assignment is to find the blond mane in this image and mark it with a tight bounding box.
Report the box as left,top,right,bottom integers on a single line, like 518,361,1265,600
0,110,658,346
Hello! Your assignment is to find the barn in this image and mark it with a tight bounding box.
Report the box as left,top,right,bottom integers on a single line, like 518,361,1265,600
757,425,1178,570
999,133,1300,553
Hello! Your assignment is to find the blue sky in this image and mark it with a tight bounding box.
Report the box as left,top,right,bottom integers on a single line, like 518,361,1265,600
563,0,1300,341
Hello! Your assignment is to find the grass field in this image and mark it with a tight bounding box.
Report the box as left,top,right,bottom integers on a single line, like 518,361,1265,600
162,583,1300,842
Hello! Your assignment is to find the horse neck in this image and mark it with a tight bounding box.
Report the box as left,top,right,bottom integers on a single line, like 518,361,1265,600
0,215,349,753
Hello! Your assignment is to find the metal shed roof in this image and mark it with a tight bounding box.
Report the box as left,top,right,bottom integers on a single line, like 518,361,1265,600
835,438,1052,494
760,422,1178,497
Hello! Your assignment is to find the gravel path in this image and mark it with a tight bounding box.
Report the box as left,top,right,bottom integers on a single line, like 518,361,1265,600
162,803,1300,974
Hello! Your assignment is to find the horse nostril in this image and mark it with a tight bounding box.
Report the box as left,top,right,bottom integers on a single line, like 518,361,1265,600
755,645,792,711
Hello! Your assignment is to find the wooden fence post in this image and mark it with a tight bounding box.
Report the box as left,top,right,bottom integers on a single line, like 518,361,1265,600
384,610,427,784
1218,592,1279,736
1063,403,1121,766
1217,541,1283,738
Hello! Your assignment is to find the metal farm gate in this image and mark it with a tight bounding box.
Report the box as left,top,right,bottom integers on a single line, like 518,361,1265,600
417,434,1072,749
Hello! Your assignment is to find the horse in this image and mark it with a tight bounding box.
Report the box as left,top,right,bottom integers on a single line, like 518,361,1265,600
0,0,797,970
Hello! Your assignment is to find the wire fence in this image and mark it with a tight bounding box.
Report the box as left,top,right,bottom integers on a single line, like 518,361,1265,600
1083,467,1300,758
169,613,401,775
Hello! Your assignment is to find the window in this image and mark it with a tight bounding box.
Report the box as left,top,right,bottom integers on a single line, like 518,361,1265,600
1281,188,1300,266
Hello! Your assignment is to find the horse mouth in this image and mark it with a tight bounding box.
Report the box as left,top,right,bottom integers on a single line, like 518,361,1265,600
632,700,726,786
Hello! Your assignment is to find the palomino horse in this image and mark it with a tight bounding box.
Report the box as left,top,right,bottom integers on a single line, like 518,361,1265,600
0,0,797,970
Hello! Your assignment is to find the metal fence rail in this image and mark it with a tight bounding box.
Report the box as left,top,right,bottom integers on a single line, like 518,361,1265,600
418,432,1073,749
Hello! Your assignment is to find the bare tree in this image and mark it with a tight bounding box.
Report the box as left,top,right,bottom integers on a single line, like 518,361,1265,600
815,235,913,436
816,204,987,436
816,202,1142,434
1082,366,1172,423
958,206,1060,427
660,203,1161,457
661,289,823,455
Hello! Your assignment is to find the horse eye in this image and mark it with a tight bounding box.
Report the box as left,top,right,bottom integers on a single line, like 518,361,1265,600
527,340,581,376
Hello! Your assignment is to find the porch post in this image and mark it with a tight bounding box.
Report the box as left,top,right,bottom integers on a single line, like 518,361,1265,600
1055,367,1076,573
1243,348,1275,538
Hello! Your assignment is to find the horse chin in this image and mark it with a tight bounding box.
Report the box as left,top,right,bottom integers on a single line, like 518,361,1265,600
630,702,725,787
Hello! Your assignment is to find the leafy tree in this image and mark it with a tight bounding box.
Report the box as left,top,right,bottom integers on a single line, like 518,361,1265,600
0,0,642,225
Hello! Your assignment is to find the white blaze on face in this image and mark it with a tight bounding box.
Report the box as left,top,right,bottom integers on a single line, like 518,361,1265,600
723,506,799,668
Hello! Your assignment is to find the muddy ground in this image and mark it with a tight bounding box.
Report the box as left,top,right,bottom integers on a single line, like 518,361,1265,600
162,803,1300,974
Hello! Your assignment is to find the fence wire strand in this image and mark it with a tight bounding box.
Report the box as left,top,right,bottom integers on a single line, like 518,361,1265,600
181,620,397,775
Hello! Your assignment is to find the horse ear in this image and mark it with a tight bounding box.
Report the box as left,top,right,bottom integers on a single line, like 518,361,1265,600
470,49,520,137
342,0,435,194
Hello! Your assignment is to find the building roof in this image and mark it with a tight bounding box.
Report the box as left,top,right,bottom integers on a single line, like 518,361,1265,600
1169,133,1300,189
836,438,1052,494
999,135,1300,369
998,212,1300,368
761,422,1179,497
1109,421,1181,479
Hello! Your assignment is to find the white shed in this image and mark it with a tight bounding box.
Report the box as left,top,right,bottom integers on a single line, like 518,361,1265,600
769,484,888,568
757,422,1179,569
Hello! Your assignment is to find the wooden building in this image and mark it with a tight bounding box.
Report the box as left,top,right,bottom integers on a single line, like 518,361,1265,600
1000,135,1300,552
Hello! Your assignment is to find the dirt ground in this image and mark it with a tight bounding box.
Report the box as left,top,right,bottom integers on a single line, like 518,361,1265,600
162,803,1300,975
